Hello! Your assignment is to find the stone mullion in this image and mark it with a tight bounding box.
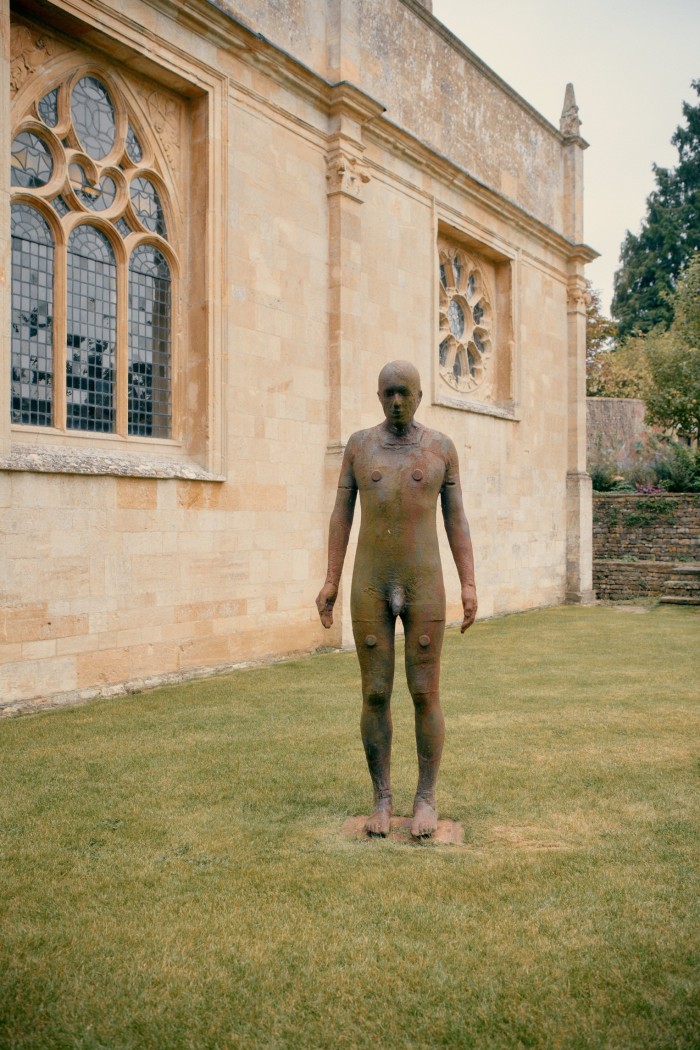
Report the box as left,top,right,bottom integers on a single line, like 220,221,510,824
52,227,67,430
115,255,129,435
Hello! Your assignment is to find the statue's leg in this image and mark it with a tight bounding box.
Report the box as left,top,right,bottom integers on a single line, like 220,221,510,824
403,605,446,839
352,595,395,837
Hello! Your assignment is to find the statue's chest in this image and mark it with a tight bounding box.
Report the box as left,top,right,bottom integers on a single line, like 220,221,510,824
355,445,444,498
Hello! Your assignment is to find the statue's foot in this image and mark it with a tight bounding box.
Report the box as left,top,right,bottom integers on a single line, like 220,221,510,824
365,796,393,837
411,796,437,839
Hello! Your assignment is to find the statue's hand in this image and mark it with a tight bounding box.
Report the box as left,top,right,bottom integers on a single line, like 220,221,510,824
460,583,478,634
316,583,338,629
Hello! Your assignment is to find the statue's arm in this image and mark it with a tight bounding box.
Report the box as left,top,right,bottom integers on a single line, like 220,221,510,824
440,443,478,633
316,443,358,629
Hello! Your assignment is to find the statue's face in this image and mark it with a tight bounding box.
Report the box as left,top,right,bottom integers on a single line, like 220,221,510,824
378,367,422,428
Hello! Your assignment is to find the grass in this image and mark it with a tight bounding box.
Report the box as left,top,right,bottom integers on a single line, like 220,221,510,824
1,604,699,1049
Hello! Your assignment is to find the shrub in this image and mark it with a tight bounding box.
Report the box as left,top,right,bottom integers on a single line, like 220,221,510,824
589,428,699,492
588,438,620,491
656,441,700,492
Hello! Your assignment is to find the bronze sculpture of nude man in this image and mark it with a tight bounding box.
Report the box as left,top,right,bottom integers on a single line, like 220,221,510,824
316,360,477,839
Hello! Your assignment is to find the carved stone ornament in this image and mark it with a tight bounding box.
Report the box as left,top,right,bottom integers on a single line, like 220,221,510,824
326,151,370,200
567,282,590,309
10,23,63,96
144,89,182,172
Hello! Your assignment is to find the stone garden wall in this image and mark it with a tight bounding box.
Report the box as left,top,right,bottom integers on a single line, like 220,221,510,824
586,398,646,463
593,493,700,599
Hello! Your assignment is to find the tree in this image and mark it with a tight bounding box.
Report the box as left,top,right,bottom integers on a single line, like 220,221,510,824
585,284,619,395
586,285,617,355
612,81,700,341
587,336,651,399
644,253,700,439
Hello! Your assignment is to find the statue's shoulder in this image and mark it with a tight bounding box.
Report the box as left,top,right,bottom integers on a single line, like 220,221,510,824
347,426,382,453
420,425,456,458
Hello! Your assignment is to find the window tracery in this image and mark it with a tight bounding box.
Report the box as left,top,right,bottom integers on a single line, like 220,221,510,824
438,244,492,395
435,231,516,418
10,62,177,439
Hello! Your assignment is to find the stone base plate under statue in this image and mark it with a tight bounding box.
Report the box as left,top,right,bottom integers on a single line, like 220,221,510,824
342,815,464,845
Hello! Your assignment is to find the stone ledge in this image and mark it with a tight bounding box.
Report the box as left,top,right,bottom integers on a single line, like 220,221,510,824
592,559,691,602
594,559,695,568
432,393,521,421
0,444,225,481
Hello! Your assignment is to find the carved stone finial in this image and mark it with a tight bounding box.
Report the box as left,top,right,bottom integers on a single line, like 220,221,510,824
560,83,581,138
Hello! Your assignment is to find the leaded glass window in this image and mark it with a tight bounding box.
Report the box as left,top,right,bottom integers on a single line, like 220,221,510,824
438,244,492,395
11,204,54,426
38,89,59,128
130,177,167,237
11,131,53,188
10,66,176,440
50,195,70,217
66,226,116,432
71,77,116,160
126,125,143,163
69,163,117,211
128,246,172,438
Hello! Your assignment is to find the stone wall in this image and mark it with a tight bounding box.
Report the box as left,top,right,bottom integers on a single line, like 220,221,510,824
217,0,568,230
0,0,593,709
587,398,646,462
593,494,700,599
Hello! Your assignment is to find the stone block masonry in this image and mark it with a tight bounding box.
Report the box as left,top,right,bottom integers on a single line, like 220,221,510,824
1,0,595,709
593,494,700,600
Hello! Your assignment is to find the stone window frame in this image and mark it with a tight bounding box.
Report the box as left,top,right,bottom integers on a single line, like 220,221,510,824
11,64,179,439
433,218,520,421
2,8,227,480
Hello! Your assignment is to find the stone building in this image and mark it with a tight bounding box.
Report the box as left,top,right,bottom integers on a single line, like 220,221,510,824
0,0,596,710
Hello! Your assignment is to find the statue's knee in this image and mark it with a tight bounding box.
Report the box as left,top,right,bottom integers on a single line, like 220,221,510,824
364,686,390,709
410,690,434,710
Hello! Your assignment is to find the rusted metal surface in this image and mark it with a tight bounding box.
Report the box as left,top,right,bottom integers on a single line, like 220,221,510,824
317,361,477,839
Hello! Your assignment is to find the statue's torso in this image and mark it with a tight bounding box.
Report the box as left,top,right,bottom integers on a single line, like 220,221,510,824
350,424,450,591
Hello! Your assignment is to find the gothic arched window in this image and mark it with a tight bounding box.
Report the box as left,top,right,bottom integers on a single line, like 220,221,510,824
10,68,177,438
128,245,172,439
11,203,54,426
66,225,117,433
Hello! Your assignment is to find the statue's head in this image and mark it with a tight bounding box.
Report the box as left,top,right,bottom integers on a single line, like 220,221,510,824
377,360,422,430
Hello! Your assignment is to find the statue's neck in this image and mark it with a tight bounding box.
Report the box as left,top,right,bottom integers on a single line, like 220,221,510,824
382,420,421,443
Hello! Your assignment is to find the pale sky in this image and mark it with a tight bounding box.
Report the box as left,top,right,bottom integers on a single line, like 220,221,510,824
431,0,700,314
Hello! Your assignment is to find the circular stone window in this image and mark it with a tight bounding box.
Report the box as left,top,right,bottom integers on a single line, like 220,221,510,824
438,248,492,394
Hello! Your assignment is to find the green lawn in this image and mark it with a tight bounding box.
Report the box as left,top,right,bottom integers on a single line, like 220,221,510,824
1,605,699,1049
